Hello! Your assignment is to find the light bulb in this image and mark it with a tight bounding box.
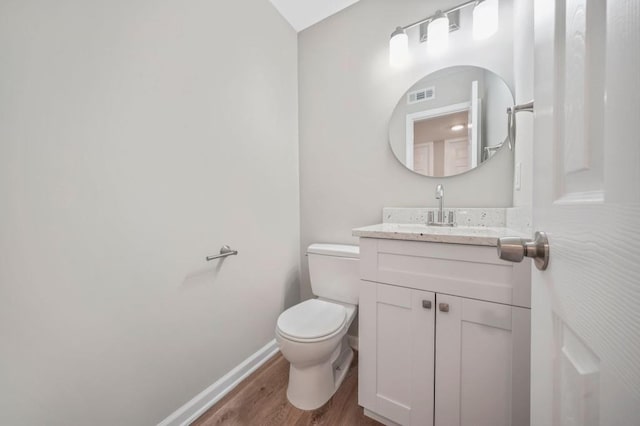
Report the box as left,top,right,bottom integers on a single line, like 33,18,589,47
427,11,449,54
451,124,465,132
473,0,499,40
389,27,409,67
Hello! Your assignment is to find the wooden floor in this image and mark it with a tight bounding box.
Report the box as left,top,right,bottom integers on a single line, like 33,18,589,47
193,351,382,426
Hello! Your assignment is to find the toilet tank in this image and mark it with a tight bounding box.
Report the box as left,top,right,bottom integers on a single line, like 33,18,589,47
307,243,360,305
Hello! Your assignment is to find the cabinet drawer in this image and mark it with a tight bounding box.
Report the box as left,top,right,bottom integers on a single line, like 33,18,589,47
360,238,530,308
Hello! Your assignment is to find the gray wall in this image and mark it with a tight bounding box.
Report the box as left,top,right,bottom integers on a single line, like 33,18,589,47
484,69,515,148
512,0,534,211
0,0,299,424
298,0,516,300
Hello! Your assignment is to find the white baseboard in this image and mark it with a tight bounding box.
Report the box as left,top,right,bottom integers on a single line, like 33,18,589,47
158,339,279,426
348,335,359,351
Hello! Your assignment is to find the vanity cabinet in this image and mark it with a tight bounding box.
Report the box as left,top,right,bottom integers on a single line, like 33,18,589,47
358,238,531,426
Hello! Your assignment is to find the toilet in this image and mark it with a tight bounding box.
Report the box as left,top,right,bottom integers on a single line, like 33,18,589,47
275,243,360,410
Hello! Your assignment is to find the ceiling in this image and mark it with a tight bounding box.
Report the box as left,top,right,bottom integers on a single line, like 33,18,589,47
414,111,470,143
269,0,360,32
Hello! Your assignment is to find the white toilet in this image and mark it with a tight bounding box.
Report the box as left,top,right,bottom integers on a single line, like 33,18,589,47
275,243,360,410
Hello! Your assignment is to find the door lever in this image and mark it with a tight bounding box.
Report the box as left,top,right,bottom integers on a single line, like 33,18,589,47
497,231,550,271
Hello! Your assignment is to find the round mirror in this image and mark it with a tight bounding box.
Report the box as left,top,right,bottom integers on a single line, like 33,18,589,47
389,66,513,177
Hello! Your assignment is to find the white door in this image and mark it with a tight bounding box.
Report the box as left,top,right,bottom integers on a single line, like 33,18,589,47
444,138,470,176
434,294,531,426
359,282,435,426
414,142,434,175
529,0,640,425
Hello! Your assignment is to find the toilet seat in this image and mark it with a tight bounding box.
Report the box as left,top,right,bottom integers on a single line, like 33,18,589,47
277,299,347,343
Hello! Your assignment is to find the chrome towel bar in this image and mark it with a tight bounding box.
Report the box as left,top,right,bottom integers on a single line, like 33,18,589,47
206,245,238,261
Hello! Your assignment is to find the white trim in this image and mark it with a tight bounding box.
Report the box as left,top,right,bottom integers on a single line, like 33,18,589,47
470,80,480,168
405,101,472,170
158,340,280,426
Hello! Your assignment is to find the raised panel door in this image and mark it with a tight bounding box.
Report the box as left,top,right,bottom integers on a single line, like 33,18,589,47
532,0,640,424
359,281,435,426
434,294,531,426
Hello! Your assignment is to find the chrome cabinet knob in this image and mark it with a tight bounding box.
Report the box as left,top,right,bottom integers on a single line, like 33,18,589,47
497,231,550,271
439,303,449,313
422,300,432,309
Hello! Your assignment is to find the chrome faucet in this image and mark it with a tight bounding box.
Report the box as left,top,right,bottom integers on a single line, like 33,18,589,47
427,184,455,226
435,184,444,222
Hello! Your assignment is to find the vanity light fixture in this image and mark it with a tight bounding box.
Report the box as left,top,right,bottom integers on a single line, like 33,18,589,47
389,0,499,65
427,10,450,54
473,0,499,40
389,27,409,67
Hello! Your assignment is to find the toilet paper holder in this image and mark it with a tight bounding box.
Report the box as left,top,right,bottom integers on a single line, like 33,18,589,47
206,245,238,261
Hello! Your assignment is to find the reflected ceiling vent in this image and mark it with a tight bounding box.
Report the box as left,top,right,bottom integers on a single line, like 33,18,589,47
407,86,436,104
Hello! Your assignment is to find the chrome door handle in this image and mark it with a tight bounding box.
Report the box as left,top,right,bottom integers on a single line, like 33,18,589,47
497,231,549,271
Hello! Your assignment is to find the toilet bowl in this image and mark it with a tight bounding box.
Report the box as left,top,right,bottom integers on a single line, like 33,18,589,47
275,244,360,410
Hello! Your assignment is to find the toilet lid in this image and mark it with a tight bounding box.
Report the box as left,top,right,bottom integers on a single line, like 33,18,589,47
277,299,347,340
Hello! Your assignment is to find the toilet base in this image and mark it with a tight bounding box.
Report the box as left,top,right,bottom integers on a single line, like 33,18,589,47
286,340,354,410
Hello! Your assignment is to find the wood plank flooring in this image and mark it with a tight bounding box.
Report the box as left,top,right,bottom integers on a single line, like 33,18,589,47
193,351,381,426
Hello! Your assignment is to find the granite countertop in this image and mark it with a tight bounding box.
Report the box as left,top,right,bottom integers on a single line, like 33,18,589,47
352,223,527,247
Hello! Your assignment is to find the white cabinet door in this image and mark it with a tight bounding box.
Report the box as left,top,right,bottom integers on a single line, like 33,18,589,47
434,294,531,426
359,281,435,426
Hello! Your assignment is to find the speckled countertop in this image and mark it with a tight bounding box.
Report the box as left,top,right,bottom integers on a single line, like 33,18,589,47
352,223,527,247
